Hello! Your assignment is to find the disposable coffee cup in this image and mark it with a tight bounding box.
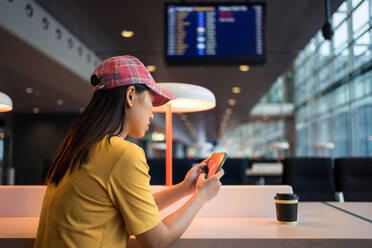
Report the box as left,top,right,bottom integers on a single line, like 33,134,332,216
274,193,299,224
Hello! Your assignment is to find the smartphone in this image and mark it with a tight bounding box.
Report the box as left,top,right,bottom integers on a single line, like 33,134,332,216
203,152,227,178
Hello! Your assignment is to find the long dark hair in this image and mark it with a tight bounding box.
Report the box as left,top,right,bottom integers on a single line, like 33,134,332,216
46,80,148,186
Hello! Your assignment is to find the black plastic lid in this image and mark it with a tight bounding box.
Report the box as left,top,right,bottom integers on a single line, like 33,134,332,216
274,193,299,200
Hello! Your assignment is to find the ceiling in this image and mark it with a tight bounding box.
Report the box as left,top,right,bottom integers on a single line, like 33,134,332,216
0,0,343,144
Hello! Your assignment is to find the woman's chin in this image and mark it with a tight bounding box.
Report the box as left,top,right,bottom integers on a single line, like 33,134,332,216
130,131,146,139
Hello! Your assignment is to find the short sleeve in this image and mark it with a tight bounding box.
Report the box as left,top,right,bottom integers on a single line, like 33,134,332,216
107,145,162,235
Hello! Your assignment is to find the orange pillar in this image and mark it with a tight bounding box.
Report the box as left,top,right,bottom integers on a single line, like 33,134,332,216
165,104,173,186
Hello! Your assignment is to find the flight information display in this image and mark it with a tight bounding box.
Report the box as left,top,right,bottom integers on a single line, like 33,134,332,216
165,3,265,65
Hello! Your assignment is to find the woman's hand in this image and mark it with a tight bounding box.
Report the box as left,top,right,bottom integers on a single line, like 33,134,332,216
181,159,209,195
194,169,224,204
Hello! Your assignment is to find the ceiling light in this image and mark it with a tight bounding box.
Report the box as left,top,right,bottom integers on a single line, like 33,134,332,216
0,92,13,112
25,88,33,94
33,107,40,114
121,30,134,38
146,65,156,72
228,99,236,106
152,132,165,142
56,99,64,106
232,87,241,94
239,65,250,72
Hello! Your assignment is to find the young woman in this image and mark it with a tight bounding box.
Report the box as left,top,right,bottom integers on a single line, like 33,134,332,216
34,55,224,248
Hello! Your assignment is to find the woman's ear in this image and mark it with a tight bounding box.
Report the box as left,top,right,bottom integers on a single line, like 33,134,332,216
126,86,136,107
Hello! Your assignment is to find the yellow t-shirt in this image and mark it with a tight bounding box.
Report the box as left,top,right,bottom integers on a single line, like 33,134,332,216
34,136,162,248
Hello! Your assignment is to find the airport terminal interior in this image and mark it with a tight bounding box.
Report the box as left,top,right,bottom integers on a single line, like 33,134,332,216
1,1,372,247
0,0,371,192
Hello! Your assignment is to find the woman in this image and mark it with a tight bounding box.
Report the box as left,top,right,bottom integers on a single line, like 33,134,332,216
34,55,224,248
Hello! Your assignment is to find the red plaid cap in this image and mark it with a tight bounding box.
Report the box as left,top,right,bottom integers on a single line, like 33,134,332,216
92,55,176,106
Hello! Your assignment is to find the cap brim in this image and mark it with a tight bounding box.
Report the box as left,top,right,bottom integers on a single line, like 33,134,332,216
147,84,176,107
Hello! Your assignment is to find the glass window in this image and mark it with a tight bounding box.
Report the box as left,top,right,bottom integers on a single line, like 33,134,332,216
319,66,330,91
365,71,372,95
352,31,371,68
293,0,372,158
333,49,349,81
319,115,333,156
296,122,308,156
332,2,348,28
352,0,365,9
333,107,351,157
352,1,369,34
318,93,331,114
334,21,348,52
351,96,372,156
352,74,365,99
309,120,318,156
333,83,350,108
319,41,330,63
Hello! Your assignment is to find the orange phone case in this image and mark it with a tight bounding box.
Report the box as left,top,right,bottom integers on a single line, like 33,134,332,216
206,152,226,178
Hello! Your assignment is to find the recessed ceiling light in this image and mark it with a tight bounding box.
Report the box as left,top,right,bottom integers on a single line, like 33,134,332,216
225,108,232,115
239,65,250,72
56,99,64,106
121,30,134,38
25,88,33,94
232,87,241,94
146,65,156,72
228,99,236,106
33,107,40,114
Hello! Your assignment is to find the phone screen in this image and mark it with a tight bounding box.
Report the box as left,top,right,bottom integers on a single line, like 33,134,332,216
206,152,226,178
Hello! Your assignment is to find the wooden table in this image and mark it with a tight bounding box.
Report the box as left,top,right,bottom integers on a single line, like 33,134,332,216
324,202,372,223
1,203,372,248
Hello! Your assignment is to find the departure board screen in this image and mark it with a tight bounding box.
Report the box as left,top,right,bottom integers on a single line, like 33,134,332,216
165,3,265,65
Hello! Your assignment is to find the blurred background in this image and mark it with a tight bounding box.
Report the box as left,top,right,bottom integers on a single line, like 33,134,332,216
0,0,370,187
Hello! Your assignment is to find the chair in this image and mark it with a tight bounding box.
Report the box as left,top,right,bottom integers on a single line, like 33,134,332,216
147,158,194,185
220,158,247,185
282,158,336,201
172,158,194,184
147,158,166,185
334,157,372,202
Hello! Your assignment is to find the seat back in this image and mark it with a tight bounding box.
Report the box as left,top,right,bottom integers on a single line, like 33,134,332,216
147,158,194,185
282,157,336,201
220,158,247,185
334,157,372,201
172,158,194,184
147,158,166,185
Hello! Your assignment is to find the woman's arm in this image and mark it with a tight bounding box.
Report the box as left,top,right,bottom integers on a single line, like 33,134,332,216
136,170,224,248
152,183,189,211
153,162,207,211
